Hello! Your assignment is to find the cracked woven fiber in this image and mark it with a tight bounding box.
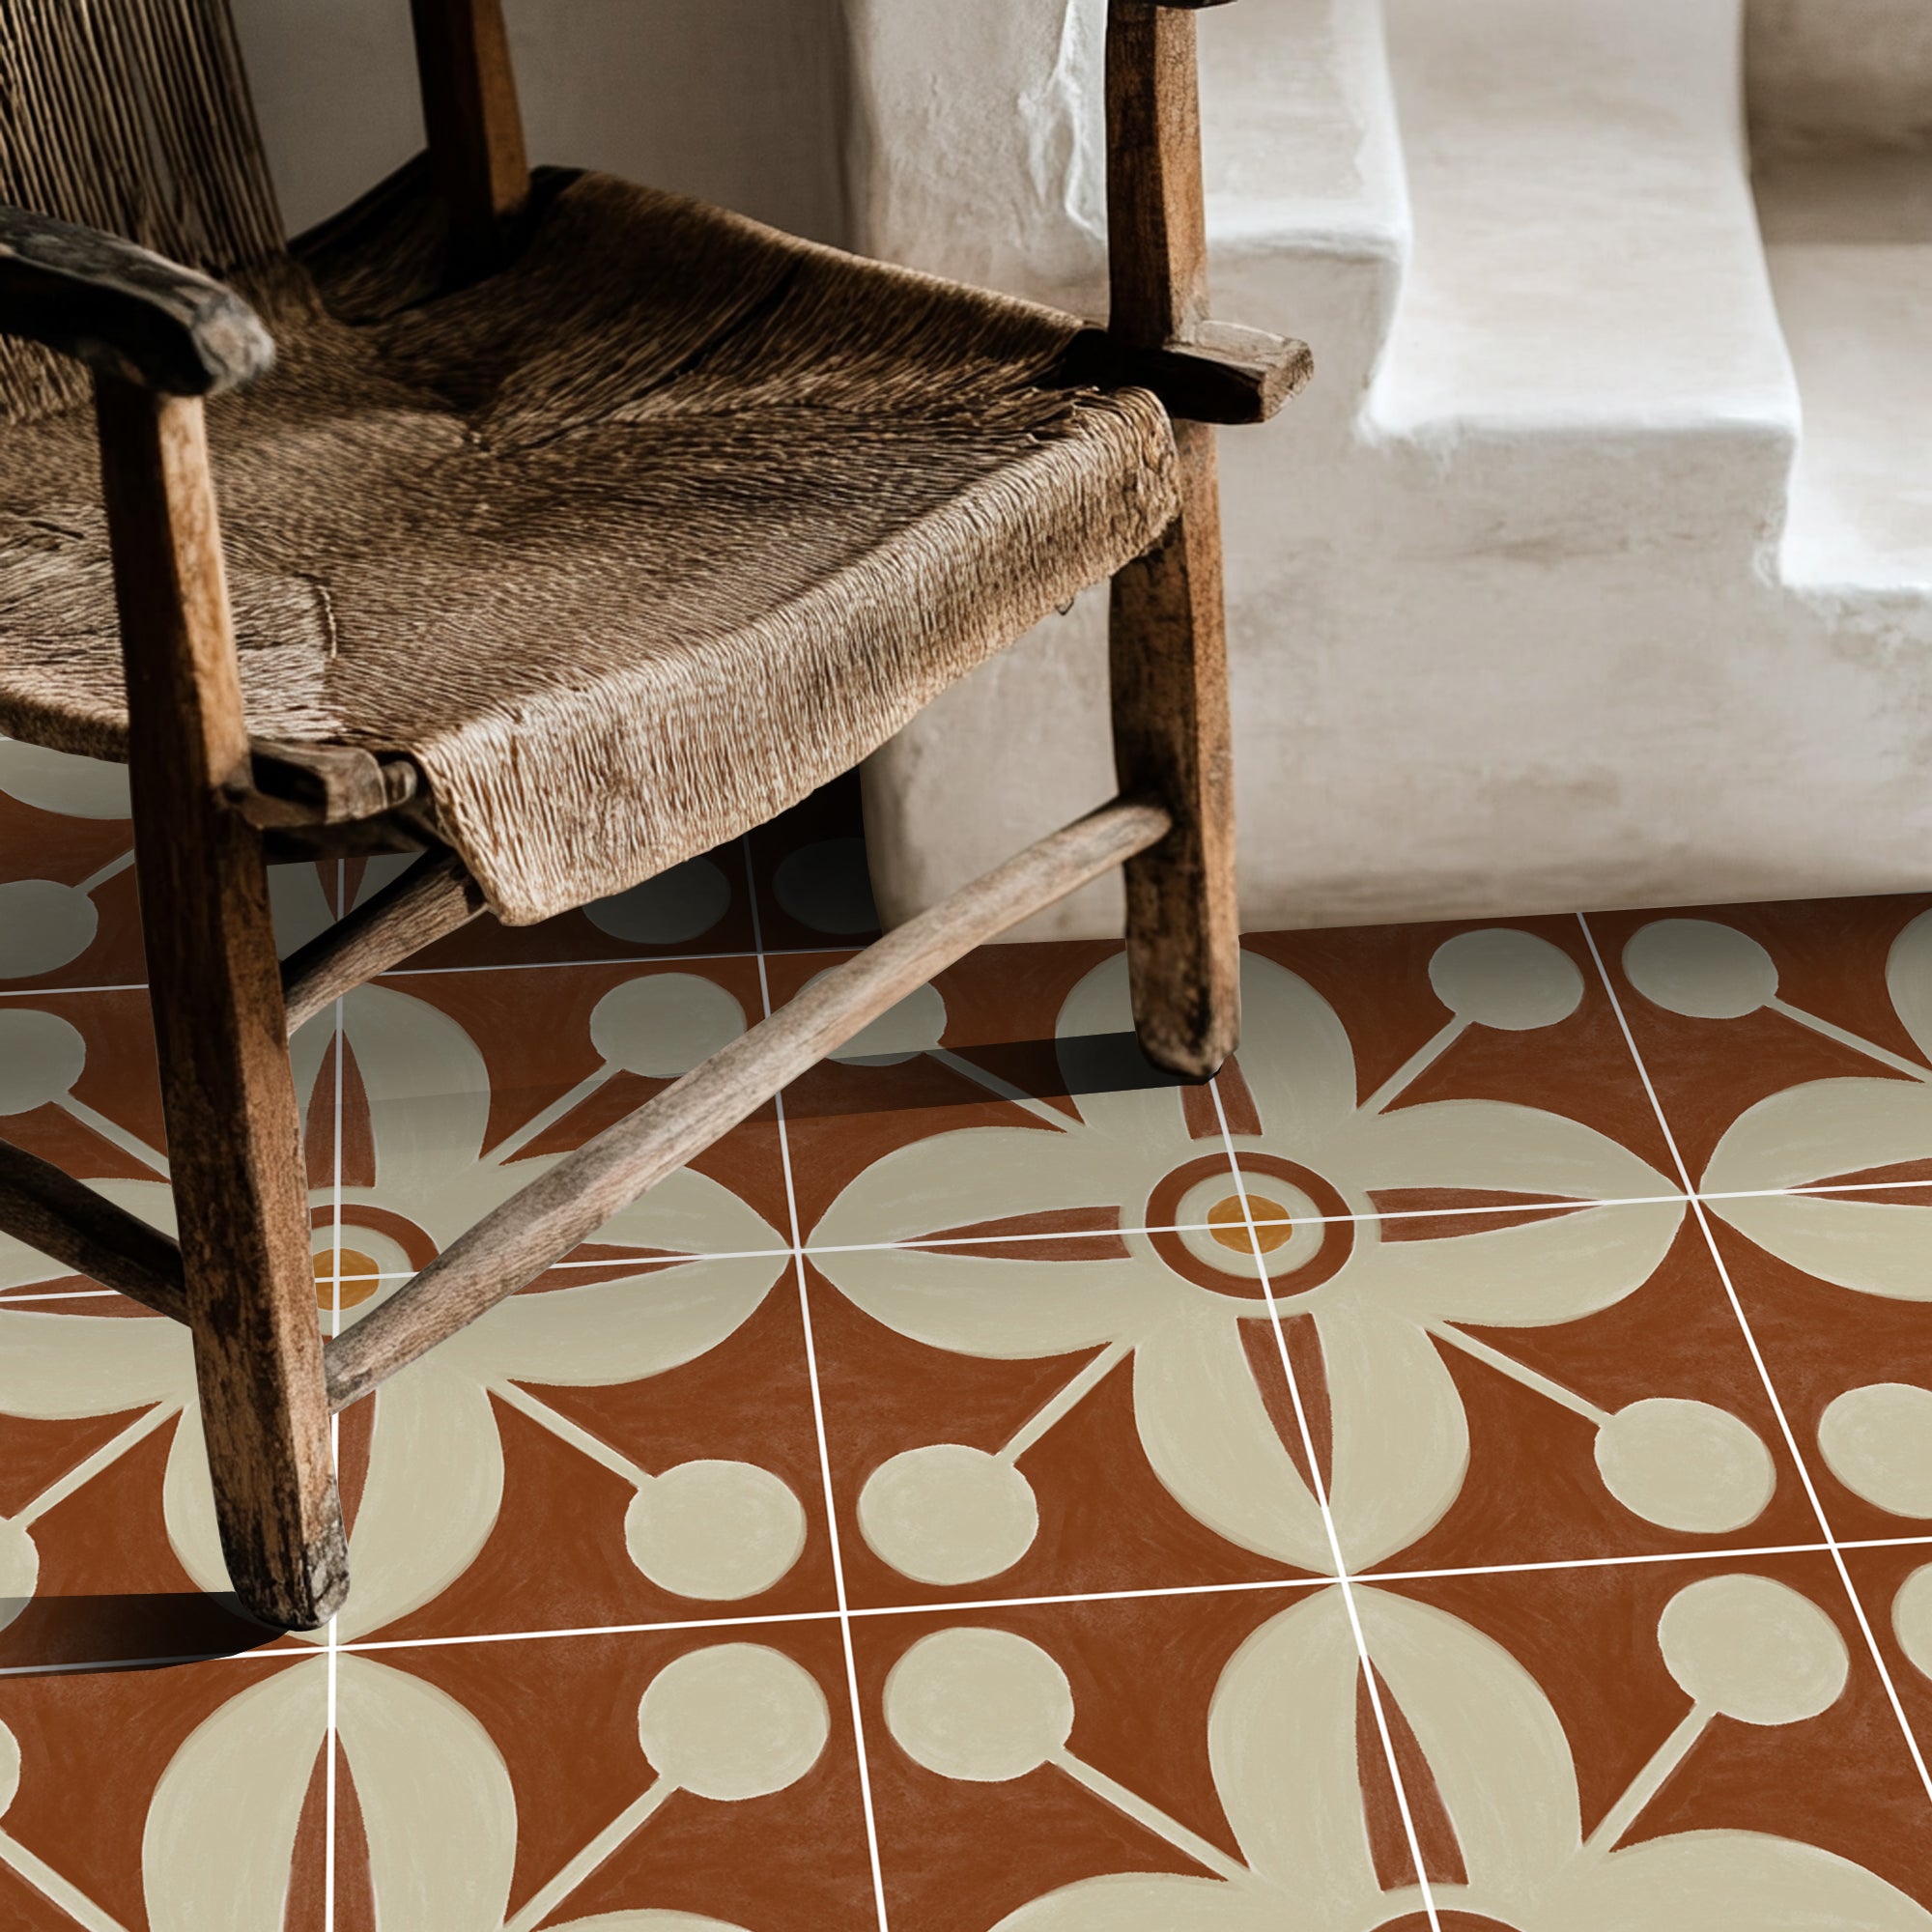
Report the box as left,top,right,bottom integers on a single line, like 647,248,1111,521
0,2,1179,923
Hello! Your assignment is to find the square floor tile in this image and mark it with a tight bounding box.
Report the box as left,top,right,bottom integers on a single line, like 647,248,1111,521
807,1249,1323,1607
1356,1205,1822,1575
855,1555,1932,1931
853,1587,1313,1932
0,1620,875,1931
0,737,144,992
0,1651,316,1929
1365,1551,1932,1917
1702,1213,1932,1542
1841,1540,1932,1763
1590,895,1932,1191
332,1621,874,1931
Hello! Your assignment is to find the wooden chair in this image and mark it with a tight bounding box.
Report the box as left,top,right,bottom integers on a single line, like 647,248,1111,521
0,0,1306,1629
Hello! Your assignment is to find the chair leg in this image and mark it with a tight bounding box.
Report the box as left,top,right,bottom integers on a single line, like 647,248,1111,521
135,801,349,1631
1109,418,1240,1080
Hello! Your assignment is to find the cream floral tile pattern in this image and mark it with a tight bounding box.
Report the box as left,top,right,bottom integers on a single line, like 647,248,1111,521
0,737,1928,1926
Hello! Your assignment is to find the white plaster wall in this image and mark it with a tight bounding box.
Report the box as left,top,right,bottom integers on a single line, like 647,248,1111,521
229,0,849,242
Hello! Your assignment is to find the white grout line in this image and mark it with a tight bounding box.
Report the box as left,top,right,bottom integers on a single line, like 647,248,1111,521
325,860,345,1932
11,1532,1930,1682
1208,1078,1444,1931
1576,912,1932,1809
741,836,893,1932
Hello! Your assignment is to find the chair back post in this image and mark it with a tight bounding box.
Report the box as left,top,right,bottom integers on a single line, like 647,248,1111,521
1105,0,1233,351
408,0,531,273
1101,0,1244,1082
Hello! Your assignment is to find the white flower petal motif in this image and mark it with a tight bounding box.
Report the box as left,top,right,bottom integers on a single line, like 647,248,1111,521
340,982,497,1229
812,1121,1156,1250
334,1360,506,1641
1704,1078,1932,1198
1708,1190,1932,1303
1353,1585,1581,1910
0,1176,176,1293
994,1873,1273,1931
1316,1303,1468,1568
339,1653,518,1932
1324,1096,1678,1209
815,944,1691,1579
1206,953,1361,1161
1360,1194,1684,1329
551,1917,756,1931
0,1302,189,1416
591,1161,783,1260
1887,909,1932,1068
828,1239,1170,1359
1207,1588,1386,1916
446,1248,788,1390
1537,1832,1932,1932
1053,954,1208,1156
903,1577,1932,1930
1131,1308,1331,1571
142,1661,325,1932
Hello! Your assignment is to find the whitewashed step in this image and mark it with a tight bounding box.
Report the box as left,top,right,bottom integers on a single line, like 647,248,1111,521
1760,152,1932,594
1199,0,1408,424
1369,0,1798,554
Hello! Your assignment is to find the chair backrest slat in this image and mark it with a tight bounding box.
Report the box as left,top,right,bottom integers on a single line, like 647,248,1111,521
0,0,283,419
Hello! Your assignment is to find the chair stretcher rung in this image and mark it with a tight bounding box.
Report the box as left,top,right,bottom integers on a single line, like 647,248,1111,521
0,1137,187,1320
322,795,1172,1409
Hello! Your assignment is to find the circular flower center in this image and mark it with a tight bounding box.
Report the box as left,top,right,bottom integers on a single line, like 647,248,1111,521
1207,1192,1295,1254
312,1246,384,1311
1145,1155,1353,1305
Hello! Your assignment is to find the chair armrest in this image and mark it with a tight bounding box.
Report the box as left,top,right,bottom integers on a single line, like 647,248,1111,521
0,206,274,397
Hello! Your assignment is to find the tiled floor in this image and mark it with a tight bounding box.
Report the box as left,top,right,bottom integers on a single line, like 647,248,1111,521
3,737,1932,1929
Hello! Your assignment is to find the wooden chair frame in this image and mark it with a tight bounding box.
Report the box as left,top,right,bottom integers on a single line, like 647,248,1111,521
0,0,1306,1629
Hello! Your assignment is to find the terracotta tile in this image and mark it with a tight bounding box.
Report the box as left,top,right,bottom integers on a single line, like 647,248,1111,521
1367,1552,1932,1915
358,957,791,1238
0,1651,321,1930
0,737,146,992
1704,1214,1932,1543
853,1589,1314,1932
747,766,881,952
0,964,830,1657
302,961,821,1643
1239,914,1678,1204
1358,1208,1822,1575
1591,894,1932,1187
856,1555,1932,1930
0,985,198,1306
1840,1540,1932,1763
778,936,1210,1242
807,1253,1326,1608
332,1620,874,1930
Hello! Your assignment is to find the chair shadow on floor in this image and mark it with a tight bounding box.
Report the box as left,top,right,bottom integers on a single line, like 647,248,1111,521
787,1028,1191,1122
0,1592,280,1674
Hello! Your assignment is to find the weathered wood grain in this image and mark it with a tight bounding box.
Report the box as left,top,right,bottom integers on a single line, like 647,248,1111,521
0,205,273,396
281,848,487,1035
1104,0,1242,1078
0,1137,187,1321
1060,318,1311,425
325,797,1173,1409
409,0,530,273
96,376,347,1630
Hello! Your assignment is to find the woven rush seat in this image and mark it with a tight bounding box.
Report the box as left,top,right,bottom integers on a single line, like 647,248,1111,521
0,166,1180,923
